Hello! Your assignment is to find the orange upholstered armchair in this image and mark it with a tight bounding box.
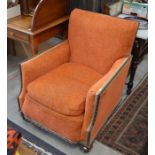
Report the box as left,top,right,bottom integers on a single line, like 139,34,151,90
19,9,138,151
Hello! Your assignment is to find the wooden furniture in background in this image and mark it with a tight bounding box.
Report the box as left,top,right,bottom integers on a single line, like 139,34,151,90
69,0,104,12
20,0,39,15
7,0,69,56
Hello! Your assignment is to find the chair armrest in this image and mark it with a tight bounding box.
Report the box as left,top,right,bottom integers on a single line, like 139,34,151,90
81,56,132,144
19,40,70,107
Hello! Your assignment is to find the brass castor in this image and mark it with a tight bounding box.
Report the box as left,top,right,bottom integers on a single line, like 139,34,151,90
80,144,93,153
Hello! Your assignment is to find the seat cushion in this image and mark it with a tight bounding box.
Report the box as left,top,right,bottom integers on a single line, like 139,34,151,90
27,63,102,116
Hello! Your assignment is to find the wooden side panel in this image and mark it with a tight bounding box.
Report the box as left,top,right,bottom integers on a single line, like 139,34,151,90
31,0,68,31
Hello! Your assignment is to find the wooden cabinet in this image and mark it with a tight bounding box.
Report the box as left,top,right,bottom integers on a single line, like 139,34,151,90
8,0,69,56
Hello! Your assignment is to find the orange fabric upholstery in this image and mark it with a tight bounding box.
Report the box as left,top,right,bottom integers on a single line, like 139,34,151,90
69,9,138,74
27,63,102,116
19,9,138,145
19,41,70,108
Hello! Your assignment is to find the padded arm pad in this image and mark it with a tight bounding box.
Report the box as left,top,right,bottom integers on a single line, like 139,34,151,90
19,40,70,107
81,56,132,142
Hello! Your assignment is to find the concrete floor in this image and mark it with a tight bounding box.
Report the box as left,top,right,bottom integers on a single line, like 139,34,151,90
7,38,148,155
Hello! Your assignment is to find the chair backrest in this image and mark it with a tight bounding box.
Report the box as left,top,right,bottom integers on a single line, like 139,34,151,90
68,9,138,75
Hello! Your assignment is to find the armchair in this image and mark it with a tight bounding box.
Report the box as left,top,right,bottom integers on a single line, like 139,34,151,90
19,9,138,152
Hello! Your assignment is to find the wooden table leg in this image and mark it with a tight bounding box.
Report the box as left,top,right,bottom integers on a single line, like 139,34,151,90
127,40,140,95
30,37,39,56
